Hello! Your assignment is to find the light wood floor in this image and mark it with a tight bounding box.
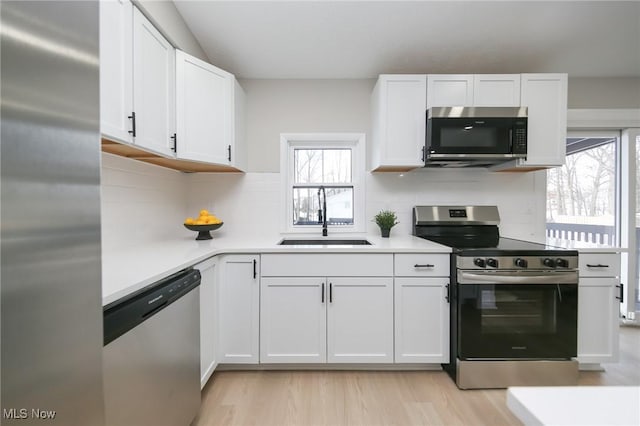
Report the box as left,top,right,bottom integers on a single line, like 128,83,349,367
193,326,639,426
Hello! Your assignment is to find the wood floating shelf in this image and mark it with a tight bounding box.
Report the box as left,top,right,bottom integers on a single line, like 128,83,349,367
101,138,243,173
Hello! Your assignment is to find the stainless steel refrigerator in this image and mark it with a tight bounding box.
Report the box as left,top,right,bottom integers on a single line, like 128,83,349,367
1,2,105,425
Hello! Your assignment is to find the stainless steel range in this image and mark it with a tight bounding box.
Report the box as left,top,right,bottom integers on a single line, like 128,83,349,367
413,206,580,389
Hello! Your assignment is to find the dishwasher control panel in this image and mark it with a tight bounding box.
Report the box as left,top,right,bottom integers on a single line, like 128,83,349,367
103,268,201,346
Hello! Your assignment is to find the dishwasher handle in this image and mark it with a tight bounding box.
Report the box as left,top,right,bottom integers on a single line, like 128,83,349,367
103,268,201,346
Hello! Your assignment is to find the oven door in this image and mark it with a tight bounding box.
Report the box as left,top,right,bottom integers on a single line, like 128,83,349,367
456,269,578,360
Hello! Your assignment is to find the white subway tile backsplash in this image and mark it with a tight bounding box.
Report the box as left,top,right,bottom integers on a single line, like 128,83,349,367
101,153,188,251
101,153,546,249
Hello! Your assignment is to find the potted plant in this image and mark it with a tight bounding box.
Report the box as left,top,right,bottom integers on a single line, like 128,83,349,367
374,209,399,238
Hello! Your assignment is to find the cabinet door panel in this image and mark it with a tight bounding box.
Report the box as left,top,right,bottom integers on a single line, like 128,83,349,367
219,255,259,363
577,278,619,363
100,0,133,143
176,51,231,164
261,278,326,363
519,74,567,167
426,75,474,107
395,278,449,363
196,257,217,387
473,74,521,107
133,8,175,157
327,278,393,363
379,75,426,168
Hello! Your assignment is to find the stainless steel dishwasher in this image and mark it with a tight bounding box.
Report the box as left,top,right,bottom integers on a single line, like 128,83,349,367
103,269,201,426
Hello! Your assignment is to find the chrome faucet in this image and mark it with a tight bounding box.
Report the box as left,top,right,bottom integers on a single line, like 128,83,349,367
318,186,328,236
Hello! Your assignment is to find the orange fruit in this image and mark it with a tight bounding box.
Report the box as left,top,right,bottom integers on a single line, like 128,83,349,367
199,209,209,217
184,217,195,225
195,218,207,225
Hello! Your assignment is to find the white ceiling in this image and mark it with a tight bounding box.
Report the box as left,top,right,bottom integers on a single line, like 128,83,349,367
174,1,640,79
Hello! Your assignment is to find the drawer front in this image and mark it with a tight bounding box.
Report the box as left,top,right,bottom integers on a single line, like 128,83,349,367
394,254,450,277
261,254,393,277
579,253,620,277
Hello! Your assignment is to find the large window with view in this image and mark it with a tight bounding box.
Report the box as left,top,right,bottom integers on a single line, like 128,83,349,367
546,129,640,318
546,133,618,245
281,134,365,233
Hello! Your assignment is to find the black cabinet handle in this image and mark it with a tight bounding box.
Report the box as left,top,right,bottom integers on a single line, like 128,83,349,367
445,283,450,303
321,282,325,303
227,145,232,162
128,112,136,137
170,133,177,152
616,283,624,303
329,283,333,303
586,264,609,268
414,264,435,268
421,146,425,162
253,259,257,279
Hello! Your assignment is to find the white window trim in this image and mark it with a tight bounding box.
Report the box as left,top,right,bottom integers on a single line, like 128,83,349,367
280,133,366,234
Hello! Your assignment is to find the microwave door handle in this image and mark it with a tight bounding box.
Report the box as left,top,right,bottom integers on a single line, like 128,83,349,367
509,128,513,151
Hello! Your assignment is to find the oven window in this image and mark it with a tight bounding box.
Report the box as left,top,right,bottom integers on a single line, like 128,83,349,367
479,287,556,334
457,283,578,359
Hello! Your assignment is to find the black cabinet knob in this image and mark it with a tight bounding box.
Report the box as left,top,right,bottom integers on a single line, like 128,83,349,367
543,258,556,268
555,258,569,268
486,258,499,268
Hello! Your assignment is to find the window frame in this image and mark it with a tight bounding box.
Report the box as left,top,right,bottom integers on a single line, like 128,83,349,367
280,133,366,234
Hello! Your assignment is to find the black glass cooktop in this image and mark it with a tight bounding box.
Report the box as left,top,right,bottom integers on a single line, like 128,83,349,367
423,236,577,257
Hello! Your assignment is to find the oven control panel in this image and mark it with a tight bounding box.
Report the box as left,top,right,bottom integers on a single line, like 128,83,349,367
459,256,578,270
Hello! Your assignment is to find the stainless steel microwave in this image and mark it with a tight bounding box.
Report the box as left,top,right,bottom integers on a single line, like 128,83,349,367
425,107,527,167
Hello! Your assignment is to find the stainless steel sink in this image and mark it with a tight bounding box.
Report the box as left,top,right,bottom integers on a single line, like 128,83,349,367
278,239,372,246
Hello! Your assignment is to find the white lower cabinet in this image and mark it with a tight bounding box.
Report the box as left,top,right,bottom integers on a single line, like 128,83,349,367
260,277,327,363
218,254,260,364
393,254,450,364
260,254,394,364
577,252,621,364
327,278,394,363
195,257,217,387
394,278,449,363
577,278,620,364
260,277,393,364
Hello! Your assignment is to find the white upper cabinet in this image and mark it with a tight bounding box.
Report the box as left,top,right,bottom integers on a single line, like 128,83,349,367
176,51,233,165
132,7,176,157
100,0,133,144
473,74,521,107
175,50,247,170
516,73,568,168
370,75,427,171
426,74,521,107
426,74,474,107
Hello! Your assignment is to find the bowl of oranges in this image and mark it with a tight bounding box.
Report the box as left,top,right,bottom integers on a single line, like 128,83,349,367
184,209,223,240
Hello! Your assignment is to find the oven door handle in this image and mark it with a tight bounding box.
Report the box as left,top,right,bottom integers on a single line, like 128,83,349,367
457,270,578,285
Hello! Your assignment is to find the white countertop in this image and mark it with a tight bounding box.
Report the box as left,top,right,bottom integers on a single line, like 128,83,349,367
507,386,640,426
546,238,627,253
102,233,450,306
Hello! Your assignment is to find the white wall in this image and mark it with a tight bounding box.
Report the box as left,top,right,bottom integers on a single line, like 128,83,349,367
241,79,375,172
568,77,640,109
101,153,188,251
